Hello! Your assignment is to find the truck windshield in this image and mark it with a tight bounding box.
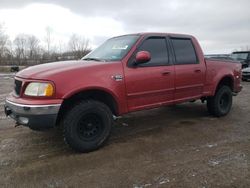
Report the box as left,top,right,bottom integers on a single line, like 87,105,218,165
82,35,139,62
231,53,248,60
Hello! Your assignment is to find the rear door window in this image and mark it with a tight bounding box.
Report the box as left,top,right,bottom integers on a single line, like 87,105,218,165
171,38,198,64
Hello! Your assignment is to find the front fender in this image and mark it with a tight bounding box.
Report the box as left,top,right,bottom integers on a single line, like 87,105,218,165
62,85,127,115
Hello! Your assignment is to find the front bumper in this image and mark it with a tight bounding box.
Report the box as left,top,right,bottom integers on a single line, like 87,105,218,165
4,100,61,130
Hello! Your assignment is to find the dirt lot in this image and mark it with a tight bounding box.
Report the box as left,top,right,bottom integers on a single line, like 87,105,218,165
0,73,249,188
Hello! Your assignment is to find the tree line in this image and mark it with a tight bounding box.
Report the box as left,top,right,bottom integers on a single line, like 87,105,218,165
0,25,90,66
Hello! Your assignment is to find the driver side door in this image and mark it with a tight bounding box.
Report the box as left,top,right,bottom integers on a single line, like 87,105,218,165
124,36,175,112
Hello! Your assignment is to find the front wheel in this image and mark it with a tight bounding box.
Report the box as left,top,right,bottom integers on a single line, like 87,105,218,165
207,86,232,117
63,100,113,153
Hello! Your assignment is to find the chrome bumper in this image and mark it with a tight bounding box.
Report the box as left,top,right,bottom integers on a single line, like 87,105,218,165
5,100,61,115
4,100,61,129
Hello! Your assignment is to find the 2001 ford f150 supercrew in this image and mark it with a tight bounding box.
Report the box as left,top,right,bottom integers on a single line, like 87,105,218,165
4,33,242,152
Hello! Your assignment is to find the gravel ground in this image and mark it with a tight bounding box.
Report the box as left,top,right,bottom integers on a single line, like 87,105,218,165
0,73,249,188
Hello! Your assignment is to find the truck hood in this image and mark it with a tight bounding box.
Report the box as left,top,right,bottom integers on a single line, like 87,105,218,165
16,60,111,80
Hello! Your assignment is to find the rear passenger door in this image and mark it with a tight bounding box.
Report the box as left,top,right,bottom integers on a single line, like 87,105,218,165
170,37,205,102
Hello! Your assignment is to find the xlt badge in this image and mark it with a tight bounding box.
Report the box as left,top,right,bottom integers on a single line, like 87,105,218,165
112,75,123,81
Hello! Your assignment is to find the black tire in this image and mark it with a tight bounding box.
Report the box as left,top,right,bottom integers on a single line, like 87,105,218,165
63,100,113,153
242,78,247,81
207,86,232,117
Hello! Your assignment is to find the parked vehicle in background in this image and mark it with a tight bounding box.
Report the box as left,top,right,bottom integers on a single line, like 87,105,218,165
231,51,250,69
205,54,233,61
4,33,242,152
242,67,250,81
10,65,19,72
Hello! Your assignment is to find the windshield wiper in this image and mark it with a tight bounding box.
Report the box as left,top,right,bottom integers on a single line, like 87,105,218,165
82,57,105,62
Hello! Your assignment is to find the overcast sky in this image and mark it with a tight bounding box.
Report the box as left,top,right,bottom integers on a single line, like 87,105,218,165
0,0,249,53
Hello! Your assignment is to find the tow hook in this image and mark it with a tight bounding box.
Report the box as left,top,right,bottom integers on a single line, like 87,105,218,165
4,106,12,117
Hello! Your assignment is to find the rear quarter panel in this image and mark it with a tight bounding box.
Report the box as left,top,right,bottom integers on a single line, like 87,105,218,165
204,59,241,96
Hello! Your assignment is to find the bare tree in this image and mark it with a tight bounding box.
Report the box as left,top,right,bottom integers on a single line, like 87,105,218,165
26,35,40,59
14,34,28,65
0,24,9,64
44,26,53,55
68,34,89,59
57,40,66,54
4,40,15,64
0,25,91,65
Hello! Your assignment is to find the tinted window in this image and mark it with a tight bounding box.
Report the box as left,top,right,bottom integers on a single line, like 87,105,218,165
231,53,249,61
137,37,169,66
171,38,198,64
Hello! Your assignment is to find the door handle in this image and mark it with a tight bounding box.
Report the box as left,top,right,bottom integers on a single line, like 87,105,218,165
194,69,201,73
162,71,171,75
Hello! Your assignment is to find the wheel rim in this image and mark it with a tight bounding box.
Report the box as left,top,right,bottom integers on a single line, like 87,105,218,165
77,113,104,141
219,93,230,111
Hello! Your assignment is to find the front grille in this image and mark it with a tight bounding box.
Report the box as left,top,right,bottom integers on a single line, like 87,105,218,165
14,79,22,96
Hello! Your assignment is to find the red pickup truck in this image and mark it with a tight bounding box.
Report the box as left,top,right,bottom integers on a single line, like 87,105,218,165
5,33,242,152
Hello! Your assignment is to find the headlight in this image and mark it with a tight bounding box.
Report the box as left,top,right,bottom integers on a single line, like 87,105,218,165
24,82,54,97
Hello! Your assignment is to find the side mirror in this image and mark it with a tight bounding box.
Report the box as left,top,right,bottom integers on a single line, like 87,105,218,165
135,51,151,65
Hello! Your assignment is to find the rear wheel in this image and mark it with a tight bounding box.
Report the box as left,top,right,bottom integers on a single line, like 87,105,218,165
63,100,113,152
207,86,232,117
